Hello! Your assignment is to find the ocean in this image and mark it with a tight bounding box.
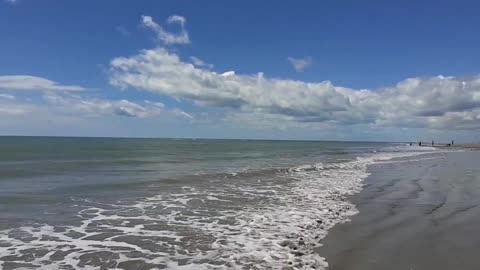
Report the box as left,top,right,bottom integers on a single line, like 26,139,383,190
0,137,438,269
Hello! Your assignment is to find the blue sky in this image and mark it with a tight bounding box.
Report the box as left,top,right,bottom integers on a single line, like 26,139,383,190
1,0,480,142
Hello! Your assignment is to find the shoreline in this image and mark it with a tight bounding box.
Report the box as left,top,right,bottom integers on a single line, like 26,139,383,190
317,150,480,270
422,144,480,150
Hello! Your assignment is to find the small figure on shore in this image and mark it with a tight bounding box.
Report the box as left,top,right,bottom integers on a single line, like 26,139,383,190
419,141,422,146
432,140,434,146
452,140,454,146
410,142,413,146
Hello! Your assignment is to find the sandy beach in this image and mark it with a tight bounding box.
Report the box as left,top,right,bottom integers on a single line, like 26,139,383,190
318,150,480,270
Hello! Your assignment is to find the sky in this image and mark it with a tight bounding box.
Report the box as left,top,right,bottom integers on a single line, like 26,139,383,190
1,0,480,142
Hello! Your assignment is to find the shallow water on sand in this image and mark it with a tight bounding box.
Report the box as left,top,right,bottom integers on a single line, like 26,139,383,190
0,137,438,269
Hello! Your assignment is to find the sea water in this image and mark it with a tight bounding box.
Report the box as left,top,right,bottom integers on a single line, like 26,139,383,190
0,137,438,269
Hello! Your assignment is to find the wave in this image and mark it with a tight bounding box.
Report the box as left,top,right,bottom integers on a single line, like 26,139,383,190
0,148,440,269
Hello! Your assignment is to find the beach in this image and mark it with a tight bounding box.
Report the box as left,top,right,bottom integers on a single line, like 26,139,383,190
2,137,478,269
318,150,480,270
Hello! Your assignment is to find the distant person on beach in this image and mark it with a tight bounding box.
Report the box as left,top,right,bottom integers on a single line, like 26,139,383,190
432,140,434,146
452,140,454,145
419,141,422,146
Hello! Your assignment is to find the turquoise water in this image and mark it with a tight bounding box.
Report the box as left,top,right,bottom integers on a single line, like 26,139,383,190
0,137,435,269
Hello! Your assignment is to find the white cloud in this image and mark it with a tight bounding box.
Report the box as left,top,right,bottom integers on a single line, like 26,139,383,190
173,108,194,120
0,107,25,115
189,56,214,69
144,100,165,109
43,93,164,118
109,47,480,130
0,95,31,116
141,15,190,45
115,26,130,36
0,73,194,122
110,48,349,115
287,56,313,72
224,111,335,131
44,92,194,120
0,93,15,100
0,76,86,91
5,0,17,4
220,71,235,77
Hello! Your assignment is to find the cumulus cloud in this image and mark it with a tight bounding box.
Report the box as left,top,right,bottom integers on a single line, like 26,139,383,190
189,56,214,69
110,48,350,115
141,15,190,45
0,76,86,91
287,56,313,72
109,47,480,130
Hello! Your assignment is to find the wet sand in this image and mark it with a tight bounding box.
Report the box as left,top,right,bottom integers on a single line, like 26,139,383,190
431,144,480,150
318,150,480,270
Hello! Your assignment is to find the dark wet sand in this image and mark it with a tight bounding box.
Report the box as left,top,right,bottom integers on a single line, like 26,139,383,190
318,151,480,270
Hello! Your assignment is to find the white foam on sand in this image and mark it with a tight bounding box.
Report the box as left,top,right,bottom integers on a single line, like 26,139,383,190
0,150,439,270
